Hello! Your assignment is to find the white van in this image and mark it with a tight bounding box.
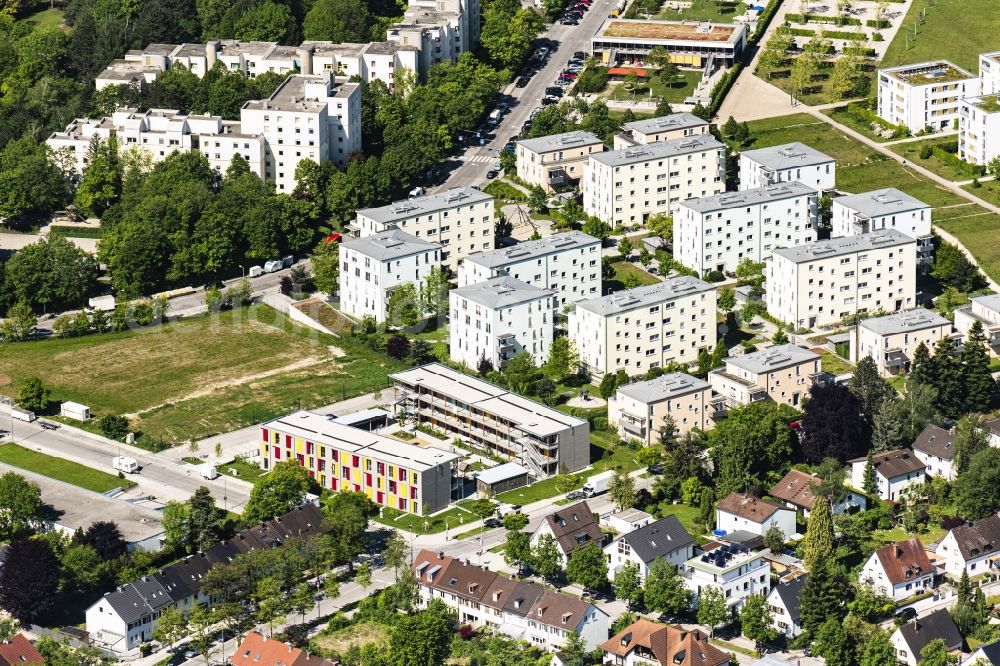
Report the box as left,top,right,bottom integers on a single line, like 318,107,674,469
113,456,140,474
263,260,283,273
248,265,264,278
488,109,502,125
409,186,426,198
199,464,219,480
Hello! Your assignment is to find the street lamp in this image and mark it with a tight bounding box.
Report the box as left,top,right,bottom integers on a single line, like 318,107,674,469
239,265,245,279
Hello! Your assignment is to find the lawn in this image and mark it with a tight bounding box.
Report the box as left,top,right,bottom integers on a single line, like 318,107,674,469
372,504,475,534
658,502,701,535
889,137,982,182
607,71,701,104
0,305,408,444
313,622,388,655
874,524,947,547
741,114,876,166
822,106,897,144
964,179,1000,204
658,0,741,23
819,350,854,376
23,7,66,31
936,212,1000,286
880,0,1000,72
0,443,134,493
607,260,660,293
217,457,269,484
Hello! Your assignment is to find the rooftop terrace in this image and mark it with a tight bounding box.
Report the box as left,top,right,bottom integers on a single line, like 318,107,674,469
600,19,738,42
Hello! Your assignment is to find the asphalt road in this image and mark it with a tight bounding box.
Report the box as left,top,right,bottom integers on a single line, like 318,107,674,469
434,0,614,191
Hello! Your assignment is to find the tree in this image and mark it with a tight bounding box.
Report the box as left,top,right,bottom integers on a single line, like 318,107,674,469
613,562,642,609
802,496,834,572
3,236,100,312
696,586,728,636
772,329,789,345
0,538,60,622
162,500,190,553
932,238,987,293
389,598,454,666
872,381,938,451
815,618,852,666
385,531,407,581
1,302,37,342
302,0,371,42
152,606,186,650
188,486,221,552
789,53,817,99
962,321,995,413
531,533,562,584
828,52,859,100
862,628,898,666
476,354,494,376
310,240,340,295
863,452,879,496
954,448,1000,520
0,472,42,541
800,382,870,463
763,525,786,553
848,356,895,425
567,542,609,592
387,334,411,360
608,468,637,511
242,460,311,524
799,556,842,635
387,283,422,328
0,137,70,226
186,603,217,663
421,266,450,319
954,415,989,476
919,639,958,666
644,557,691,614
79,521,126,561
617,236,633,259
598,372,618,399
545,336,579,381
503,530,532,575
356,562,373,593
410,339,435,366
740,594,777,644
951,570,990,636
323,491,378,567
714,287,736,314
710,401,795,496
98,415,130,441
930,337,964,417
909,342,934,388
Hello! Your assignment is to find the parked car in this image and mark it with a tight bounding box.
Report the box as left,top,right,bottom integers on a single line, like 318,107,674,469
574,51,586,59
263,260,283,273
560,16,577,24
202,280,225,290
484,517,502,528
647,463,664,474
516,76,529,87
486,169,498,179
561,71,578,80
896,607,918,622
281,255,294,268
545,86,564,96
248,265,264,277
541,96,558,105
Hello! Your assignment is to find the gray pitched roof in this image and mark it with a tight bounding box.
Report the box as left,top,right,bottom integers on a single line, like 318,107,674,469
451,275,553,309
615,372,709,404
590,134,724,168
575,276,713,316
948,515,1000,560
912,424,955,460
771,228,914,264
860,309,951,336
618,515,694,564
464,231,600,269
834,188,929,218
677,181,815,214
849,448,925,479
973,640,1000,666
740,142,834,170
516,130,603,154
770,575,807,624
896,609,963,656
341,228,440,261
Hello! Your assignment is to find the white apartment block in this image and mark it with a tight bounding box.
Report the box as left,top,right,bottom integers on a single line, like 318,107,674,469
765,229,917,329
50,72,360,193
458,231,602,306
877,61,981,133
516,131,606,193
683,542,770,610
959,95,1000,166
449,276,555,370
738,142,835,192
673,181,818,276
708,344,820,412
614,112,709,149
954,294,1000,355
850,309,952,377
569,277,717,378
607,372,712,444
241,72,361,189
583,135,726,227
338,229,441,323
47,109,265,178
980,52,1000,95
353,187,494,272
831,188,932,267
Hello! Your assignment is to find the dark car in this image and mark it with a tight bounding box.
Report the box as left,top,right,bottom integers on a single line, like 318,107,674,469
541,96,558,105
647,463,664,474
545,86,564,96
516,76,529,87
203,280,225,290
574,51,586,59
565,490,585,500
560,17,577,24
484,517,502,528
39,422,59,431
896,607,918,622
486,169,498,179
521,120,533,132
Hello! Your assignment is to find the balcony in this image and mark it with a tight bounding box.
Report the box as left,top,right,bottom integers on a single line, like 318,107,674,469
883,348,908,368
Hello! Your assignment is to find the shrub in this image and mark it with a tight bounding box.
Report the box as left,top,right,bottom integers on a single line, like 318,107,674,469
592,416,610,432
575,67,609,94
872,32,884,41
919,145,933,159
709,63,742,115
846,102,909,137
99,415,131,441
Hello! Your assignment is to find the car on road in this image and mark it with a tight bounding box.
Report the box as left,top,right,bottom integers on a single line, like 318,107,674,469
536,46,550,61
521,120,532,132
545,86,563,96
565,490,585,500
516,75,529,87
561,71,578,80
486,169,498,179
560,16,578,24
39,422,59,431
484,517,502,528
541,96,558,105
896,607,918,622
574,51,586,59
202,280,225,291
504,143,515,153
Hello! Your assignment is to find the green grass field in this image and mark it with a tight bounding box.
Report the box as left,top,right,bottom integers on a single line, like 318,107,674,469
0,443,134,493
0,305,407,443
23,7,66,31
607,71,701,104
888,137,981,182
880,0,1000,72
658,0,740,23
608,260,660,293
821,106,897,143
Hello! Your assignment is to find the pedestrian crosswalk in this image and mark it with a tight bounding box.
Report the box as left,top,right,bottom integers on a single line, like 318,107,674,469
463,154,496,164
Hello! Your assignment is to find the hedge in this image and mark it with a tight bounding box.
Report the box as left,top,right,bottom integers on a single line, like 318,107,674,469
931,143,985,177
787,28,816,36
846,102,910,137
866,19,890,28
709,62,742,115
821,29,867,40
750,0,784,44
843,46,877,58
785,13,861,25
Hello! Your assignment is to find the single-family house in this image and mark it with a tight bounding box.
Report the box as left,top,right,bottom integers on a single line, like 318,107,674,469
531,501,604,566
860,537,935,602
768,468,865,518
716,493,797,539
0,634,43,666
605,515,695,580
601,618,731,666
912,424,957,481
963,639,1000,666
935,514,1000,580
891,609,963,666
766,575,807,638
849,449,926,501
604,508,653,535
230,632,337,666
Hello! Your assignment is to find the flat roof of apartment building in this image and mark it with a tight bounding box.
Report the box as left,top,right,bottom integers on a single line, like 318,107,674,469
678,181,815,214
464,231,599,269
970,294,1000,313
517,130,603,154
575,276,713,316
740,142,834,171
341,228,440,261
451,275,553,309
725,344,819,374
859,309,951,336
623,112,707,136
596,18,742,44
244,73,357,113
881,60,976,85
834,188,929,218
965,95,1000,114
616,372,710,404
357,187,493,225
392,363,587,438
772,228,913,264
591,134,723,168
263,410,459,470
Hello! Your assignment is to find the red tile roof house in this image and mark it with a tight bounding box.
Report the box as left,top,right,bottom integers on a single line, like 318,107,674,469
715,492,797,539
230,632,335,666
769,468,866,518
860,537,936,602
0,634,44,666
601,618,730,666
412,549,609,653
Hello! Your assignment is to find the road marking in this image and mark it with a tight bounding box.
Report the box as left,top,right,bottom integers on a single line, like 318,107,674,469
463,155,494,164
